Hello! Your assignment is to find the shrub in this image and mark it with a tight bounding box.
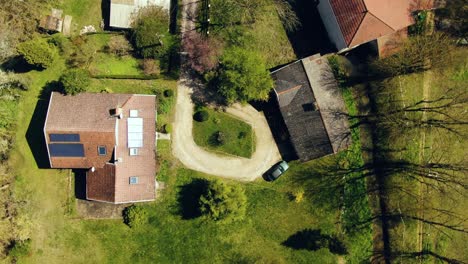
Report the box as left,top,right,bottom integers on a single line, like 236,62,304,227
141,59,160,76
60,69,91,95
293,189,304,203
283,229,348,255
17,37,57,69
106,35,131,56
199,179,247,223
163,89,174,97
67,36,96,67
213,131,225,146
193,110,209,122
123,205,148,228
163,123,172,133
8,239,31,258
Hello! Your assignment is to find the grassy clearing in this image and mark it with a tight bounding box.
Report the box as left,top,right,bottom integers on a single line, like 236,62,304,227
193,108,254,158
89,54,142,75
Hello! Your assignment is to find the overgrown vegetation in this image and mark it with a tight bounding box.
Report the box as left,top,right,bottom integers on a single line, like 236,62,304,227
215,47,273,104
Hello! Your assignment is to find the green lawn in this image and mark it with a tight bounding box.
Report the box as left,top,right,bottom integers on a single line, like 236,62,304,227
89,54,142,75
193,108,254,158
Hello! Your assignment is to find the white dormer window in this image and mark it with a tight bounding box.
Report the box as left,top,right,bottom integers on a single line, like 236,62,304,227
129,148,138,156
130,110,139,117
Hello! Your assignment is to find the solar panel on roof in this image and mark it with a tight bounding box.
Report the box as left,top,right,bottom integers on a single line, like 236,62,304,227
49,143,85,157
49,134,80,142
127,118,143,148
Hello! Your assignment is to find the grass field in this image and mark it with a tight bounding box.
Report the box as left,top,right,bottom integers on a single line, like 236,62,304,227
193,108,254,158
367,48,468,263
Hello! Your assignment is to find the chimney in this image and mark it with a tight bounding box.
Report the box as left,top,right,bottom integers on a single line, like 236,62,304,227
111,107,123,118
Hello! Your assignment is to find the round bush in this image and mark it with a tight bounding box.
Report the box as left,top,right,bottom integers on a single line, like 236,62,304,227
163,89,174,97
193,110,209,122
163,123,172,133
60,68,90,95
123,205,148,228
199,179,247,223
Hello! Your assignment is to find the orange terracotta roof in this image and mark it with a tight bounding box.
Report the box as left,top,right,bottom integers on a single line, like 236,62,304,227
330,0,415,47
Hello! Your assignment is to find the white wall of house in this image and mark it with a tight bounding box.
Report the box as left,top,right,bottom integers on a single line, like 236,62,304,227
316,0,347,51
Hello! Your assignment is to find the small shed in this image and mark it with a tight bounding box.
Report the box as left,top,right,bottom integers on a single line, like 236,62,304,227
39,9,64,32
109,0,171,29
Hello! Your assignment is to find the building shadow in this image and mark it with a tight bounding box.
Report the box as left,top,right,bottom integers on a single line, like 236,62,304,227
73,169,87,200
25,81,63,169
101,0,111,30
250,95,298,162
285,0,335,58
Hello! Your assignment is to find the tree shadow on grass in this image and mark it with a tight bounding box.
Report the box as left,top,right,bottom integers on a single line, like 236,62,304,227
25,81,63,169
177,178,208,220
0,56,38,73
282,229,347,255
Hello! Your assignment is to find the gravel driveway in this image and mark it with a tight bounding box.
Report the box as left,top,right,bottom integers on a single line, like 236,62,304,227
171,0,281,181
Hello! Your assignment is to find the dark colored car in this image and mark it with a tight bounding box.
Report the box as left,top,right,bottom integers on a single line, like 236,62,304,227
264,161,289,181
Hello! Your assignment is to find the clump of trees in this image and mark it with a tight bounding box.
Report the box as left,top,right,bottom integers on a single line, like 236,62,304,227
436,0,467,37
215,47,273,104
123,205,148,228
16,37,57,69
199,179,247,223
131,6,173,59
59,69,91,95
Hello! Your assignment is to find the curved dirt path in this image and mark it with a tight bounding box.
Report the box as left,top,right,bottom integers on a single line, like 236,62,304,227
171,0,281,181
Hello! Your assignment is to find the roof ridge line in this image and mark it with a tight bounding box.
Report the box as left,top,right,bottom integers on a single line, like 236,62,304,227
347,10,367,46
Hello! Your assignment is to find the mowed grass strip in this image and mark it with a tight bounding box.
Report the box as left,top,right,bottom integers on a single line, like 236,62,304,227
193,108,254,158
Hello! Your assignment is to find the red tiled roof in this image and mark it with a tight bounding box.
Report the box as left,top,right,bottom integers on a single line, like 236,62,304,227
44,92,156,203
330,0,415,47
330,0,367,46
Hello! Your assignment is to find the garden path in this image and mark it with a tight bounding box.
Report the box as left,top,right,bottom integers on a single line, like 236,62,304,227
171,0,281,181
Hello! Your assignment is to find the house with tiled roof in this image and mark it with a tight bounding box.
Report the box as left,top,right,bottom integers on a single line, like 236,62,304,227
317,0,416,52
271,55,351,162
44,92,156,203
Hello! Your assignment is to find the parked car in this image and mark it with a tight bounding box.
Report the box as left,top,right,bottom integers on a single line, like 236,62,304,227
264,161,289,181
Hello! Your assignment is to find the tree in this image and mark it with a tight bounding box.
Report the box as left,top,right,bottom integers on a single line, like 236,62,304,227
60,69,90,95
17,37,57,69
123,205,148,228
199,179,247,223
183,32,223,74
131,6,171,58
217,48,273,104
